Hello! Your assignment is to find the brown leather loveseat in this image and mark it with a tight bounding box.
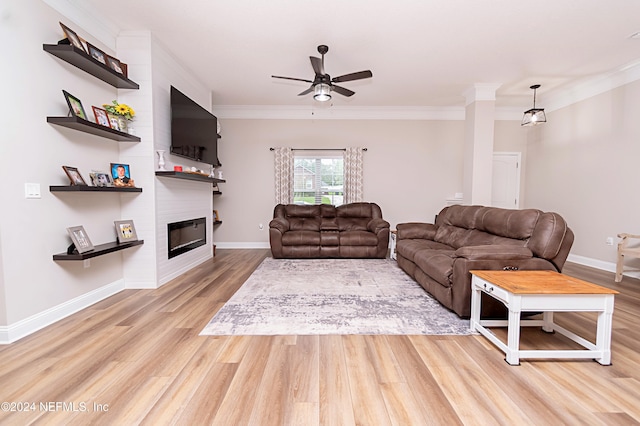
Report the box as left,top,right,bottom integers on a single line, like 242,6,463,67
396,205,574,318
269,202,390,258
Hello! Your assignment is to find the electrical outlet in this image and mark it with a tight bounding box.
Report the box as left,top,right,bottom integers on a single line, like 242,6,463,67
606,237,614,246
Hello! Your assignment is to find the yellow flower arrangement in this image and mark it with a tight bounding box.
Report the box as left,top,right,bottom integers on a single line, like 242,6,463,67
103,100,135,120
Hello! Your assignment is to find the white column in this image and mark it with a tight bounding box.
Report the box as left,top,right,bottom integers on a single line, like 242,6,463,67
462,84,500,206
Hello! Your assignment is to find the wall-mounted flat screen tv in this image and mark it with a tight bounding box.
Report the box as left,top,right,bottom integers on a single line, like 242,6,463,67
170,85,221,166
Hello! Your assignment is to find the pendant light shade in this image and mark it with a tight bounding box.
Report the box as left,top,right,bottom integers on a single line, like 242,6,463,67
521,84,546,126
313,83,332,102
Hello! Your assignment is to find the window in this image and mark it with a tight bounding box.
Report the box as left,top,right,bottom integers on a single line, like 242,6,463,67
293,156,344,205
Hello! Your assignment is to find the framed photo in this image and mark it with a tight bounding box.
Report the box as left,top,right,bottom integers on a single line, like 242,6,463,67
107,113,121,131
86,42,107,65
92,106,110,127
106,55,124,74
114,220,138,243
62,166,87,186
67,226,94,253
89,171,113,187
59,22,87,54
110,163,135,187
62,90,87,120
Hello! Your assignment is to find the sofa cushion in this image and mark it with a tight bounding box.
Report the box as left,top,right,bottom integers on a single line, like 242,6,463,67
284,204,322,218
337,217,369,231
434,225,473,249
413,249,456,287
289,217,321,231
339,230,379,246
282,230,321,245
397,239,453,262
463,229,528,247
476,207,539,240
337,202,382,219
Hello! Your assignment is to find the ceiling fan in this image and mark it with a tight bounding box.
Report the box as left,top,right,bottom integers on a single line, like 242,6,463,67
272,45,373,102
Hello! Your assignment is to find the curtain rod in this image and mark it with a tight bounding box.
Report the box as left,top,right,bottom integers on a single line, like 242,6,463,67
269,148,367,151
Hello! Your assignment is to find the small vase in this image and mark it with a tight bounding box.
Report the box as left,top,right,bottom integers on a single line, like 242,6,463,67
116,115,128,133
157,150,166,171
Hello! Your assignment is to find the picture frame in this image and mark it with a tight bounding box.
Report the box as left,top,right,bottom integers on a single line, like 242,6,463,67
92,106,110,127
86,42,107,65
62,166,87,186
114,220,138,243
106,55,124,74
89,171,113,187
66,225,94,253
111,163,136,187
107,113,121,131
62,90,87,120
59,22,87,54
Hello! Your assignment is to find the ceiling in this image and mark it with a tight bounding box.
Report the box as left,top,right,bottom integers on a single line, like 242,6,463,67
71,0,640,109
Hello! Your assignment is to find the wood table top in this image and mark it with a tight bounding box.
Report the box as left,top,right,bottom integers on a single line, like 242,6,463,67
470,270,619,295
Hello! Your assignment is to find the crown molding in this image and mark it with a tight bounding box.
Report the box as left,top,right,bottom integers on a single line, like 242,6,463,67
543,59,640,112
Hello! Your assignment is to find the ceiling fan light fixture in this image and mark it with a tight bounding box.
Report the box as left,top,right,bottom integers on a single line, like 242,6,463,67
521,84,546,126
313,83,332,102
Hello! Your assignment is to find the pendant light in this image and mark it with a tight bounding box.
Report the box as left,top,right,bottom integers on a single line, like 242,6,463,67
521,84,546,126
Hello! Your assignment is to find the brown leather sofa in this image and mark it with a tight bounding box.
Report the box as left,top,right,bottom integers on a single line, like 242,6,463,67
269,202,390,258
396,205,574,318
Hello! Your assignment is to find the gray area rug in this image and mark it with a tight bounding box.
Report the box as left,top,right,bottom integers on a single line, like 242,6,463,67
201,257,473,336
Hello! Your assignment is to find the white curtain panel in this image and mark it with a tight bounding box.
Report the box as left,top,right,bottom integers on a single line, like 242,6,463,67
344,147,364,204
273,147,294,204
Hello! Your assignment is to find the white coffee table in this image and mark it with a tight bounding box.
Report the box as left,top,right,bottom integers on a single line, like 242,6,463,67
470,270,618,365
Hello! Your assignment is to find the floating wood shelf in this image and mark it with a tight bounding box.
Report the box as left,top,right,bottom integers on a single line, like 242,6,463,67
53,240,144,261
47,116,141,142
50,185,142,193
156,171,226,184
43,43,139,89
214,220,222,225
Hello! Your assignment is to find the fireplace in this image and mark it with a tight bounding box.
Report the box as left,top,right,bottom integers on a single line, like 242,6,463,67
168,217,206,259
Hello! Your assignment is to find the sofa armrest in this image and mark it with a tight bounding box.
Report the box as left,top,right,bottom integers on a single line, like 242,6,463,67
454,245,533,260
396,222,437,240
367,218,390,234
269,217,290,233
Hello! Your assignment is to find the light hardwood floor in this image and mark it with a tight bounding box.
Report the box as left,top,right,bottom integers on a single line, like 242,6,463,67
1,249,639,425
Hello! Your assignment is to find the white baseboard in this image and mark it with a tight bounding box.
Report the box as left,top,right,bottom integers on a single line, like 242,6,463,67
567,253,640,279
0,279,125,345
215,242,271,249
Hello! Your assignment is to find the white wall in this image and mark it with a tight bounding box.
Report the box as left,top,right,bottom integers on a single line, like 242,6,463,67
0,0,128,333
525,79,640,269
213,118,465,247
0,1,217,340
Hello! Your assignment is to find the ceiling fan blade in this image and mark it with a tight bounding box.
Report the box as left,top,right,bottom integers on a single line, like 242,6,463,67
272,75,313,83
331,84,355,97
332,70,373,83
298,86,314,96
310,56,324,75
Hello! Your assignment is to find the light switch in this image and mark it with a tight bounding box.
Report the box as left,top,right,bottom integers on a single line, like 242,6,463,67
25,183,41,199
